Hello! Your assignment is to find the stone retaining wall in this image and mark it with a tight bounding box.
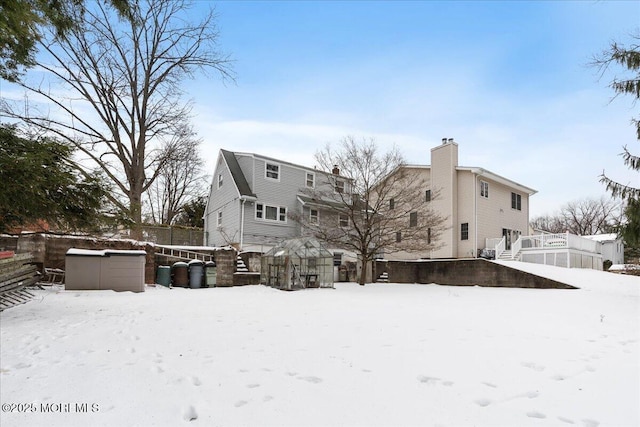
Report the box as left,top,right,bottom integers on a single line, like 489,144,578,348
375,259,575,289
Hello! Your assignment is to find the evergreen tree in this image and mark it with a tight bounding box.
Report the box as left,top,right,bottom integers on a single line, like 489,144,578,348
0,124,107,233
593,33,640,254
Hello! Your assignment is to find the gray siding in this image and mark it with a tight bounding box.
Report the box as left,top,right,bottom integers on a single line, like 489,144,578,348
206,150,352,250
205,154,241,246
242,158,308,246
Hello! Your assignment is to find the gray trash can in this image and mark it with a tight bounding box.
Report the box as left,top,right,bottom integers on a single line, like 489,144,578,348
205,261,217,287
188,259,204,289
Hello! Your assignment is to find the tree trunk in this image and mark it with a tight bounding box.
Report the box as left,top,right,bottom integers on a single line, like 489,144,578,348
129,190,144,241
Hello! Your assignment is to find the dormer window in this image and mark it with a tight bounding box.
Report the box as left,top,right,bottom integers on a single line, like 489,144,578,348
335,179,345,193
265,162,280,180
306,172,315,188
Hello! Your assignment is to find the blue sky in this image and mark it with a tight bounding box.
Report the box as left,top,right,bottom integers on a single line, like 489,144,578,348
187,0,639,217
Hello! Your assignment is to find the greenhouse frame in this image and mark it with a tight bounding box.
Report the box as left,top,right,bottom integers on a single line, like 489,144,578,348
261,237,334,290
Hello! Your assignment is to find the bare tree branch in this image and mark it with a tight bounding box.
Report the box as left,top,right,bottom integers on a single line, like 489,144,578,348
289,136,447,285
1,0,233,239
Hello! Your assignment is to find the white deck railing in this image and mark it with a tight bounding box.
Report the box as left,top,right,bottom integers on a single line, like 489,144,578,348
503,232,601,258
494,237,506,259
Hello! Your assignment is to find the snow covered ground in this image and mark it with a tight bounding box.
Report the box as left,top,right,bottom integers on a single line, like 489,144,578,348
1,262,638,427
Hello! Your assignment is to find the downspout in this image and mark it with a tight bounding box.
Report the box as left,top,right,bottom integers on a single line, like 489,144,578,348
240,198,246,250
474,172,478,258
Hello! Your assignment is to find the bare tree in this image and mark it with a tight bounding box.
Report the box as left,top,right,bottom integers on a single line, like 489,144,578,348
530,197,621,235
145,125,206,225
1,0,233,239
529,214,566,234
290,136,447,285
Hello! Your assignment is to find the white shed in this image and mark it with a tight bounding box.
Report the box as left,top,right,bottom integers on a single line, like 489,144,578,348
584,234,625,265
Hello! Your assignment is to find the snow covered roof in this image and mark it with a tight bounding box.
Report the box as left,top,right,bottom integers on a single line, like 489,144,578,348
583,233,619,242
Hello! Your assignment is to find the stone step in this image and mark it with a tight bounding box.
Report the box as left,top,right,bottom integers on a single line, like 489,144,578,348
236,256,249,272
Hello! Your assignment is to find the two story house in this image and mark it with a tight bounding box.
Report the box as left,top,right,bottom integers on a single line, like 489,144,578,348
204,149,351,253
205,140,537,261
378,139,537,260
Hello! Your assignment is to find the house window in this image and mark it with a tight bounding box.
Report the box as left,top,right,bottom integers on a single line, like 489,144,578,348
461,223,469,241
409,212,418,227
217,211,222,227
511,192,522,211
265,206,278,220
339,214,349,228
480,181,489,198
265,162,280,180
335,179,345,193
217,173,223,188
310,208,319,224
396,231,402,243
256,203,287,222
389,198,395,210
306,172,315,188
333,252,343,266
425,190,431,202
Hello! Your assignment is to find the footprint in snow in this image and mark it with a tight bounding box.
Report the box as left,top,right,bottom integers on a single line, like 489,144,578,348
474,398,492,407
482,382,497,388
263,395,274,402
191,376,201,386
298,376,323,384
526,411,546,419
246,383,260,388
417,375,440,385
521,361,545,371
581,419,600,427
234,400,248,407
183,405,198,421
557,416,576,424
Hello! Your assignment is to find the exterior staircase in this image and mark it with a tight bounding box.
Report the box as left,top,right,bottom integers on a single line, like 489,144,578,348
377,272,389,283
497,250,513,261
236,256,249,272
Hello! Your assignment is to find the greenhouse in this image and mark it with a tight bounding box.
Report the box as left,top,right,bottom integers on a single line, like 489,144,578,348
261,237,334,290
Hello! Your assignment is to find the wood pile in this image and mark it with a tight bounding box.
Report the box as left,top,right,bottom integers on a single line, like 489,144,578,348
0,253,41,311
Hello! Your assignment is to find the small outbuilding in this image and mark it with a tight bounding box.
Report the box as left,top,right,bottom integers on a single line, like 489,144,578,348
65,248,146,292
261,237,334,290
